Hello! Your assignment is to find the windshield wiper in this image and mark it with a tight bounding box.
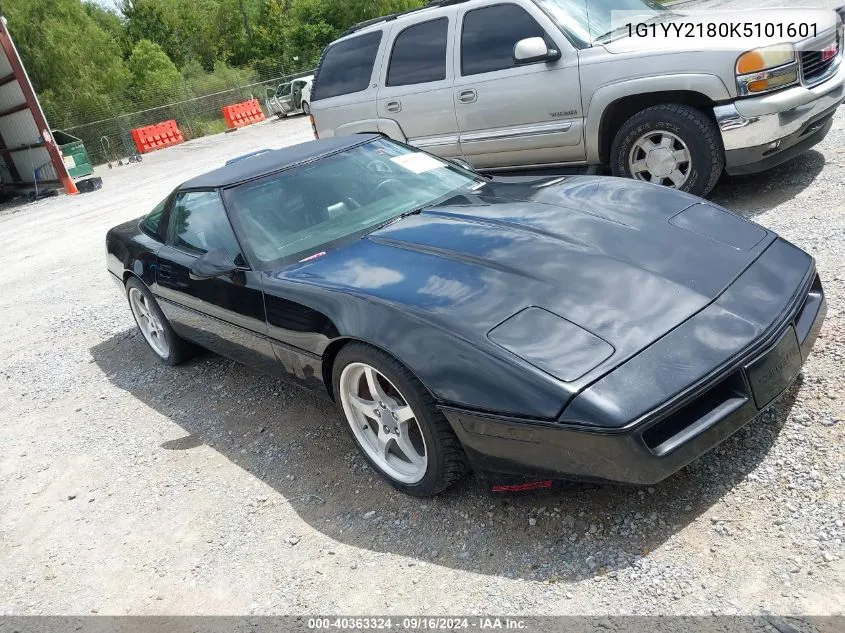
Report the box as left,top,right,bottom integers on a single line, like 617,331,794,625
594,25,631,44
366,206,424,235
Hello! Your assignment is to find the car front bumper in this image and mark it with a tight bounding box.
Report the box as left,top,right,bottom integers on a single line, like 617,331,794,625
443,270,826,487
714,57,845,176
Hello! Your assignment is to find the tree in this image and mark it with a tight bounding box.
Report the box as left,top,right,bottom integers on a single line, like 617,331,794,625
0,0,131,127
0,0,431,131
121,0,250,69
127,39,182,106
83,2,131,57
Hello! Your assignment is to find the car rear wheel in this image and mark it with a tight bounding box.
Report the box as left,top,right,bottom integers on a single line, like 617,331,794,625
125,277,195,366
333,343,469,496
610,103,724,197
302,101,310,116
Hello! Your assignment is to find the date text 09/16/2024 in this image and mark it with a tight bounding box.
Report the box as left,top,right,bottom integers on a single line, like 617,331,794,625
307,617,528,630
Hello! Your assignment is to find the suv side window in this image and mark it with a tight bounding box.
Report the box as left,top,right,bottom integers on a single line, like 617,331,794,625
461,3,548,76
387,18,448,87
313,31,383,100
168,190,245,265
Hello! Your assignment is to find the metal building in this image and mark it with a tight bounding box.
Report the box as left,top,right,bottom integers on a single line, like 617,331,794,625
0,16,77,196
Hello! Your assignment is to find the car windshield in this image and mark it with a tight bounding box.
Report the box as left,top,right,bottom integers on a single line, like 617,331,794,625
223,139,485,267
534,0,664,46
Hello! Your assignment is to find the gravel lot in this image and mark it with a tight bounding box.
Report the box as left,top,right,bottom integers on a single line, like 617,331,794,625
1,100,843,616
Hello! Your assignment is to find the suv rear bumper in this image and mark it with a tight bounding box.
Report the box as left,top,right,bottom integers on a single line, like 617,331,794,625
715,60,845,175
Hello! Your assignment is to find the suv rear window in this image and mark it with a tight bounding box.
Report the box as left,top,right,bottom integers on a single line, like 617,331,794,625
387,18,448,87
313,31,382,100
461,3,547,76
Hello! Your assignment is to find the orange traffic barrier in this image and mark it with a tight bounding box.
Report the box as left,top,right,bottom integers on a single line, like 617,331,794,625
131,120,185,154
222,99,266,130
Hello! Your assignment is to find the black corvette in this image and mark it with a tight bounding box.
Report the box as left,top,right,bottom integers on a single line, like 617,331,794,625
106,134,826,496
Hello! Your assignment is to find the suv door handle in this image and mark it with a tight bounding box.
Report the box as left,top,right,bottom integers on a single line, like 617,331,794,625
457,89,477,104
386,100,402,113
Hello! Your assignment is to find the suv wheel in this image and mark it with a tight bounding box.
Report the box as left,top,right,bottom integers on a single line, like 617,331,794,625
610,103,724,197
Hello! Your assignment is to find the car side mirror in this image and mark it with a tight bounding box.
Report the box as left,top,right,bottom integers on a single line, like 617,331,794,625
189,248,237,280
514,37,560,64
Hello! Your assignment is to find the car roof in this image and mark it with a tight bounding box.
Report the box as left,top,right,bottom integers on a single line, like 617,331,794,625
182,134,380,189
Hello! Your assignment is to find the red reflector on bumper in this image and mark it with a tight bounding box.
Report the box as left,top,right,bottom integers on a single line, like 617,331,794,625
491,480,553,492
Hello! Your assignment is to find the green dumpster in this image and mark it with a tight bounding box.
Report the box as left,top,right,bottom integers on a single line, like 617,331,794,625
52,130,94,179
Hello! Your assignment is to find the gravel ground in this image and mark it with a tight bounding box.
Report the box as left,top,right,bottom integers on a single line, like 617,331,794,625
1,102,844,615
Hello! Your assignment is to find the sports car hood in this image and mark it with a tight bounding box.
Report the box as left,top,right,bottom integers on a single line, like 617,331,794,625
283,176,776,385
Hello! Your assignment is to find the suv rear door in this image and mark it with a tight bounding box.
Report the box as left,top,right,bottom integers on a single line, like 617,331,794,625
375,13,461,158
310,30,386,137
453,0,585,170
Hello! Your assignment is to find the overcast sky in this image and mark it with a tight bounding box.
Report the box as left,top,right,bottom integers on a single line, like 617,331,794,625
90,0,121,11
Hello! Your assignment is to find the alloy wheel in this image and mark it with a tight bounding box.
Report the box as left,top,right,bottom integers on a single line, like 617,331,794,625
628,130,691,188
339,362,428,484
128,287,169,359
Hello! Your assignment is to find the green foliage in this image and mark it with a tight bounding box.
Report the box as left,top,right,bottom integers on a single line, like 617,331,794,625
182,60,256,97
83,2,132,57
127,39,182,105
253,0,425,69
1,0,427,138
0,0,131,127
187,116,230,139
121,0,255,69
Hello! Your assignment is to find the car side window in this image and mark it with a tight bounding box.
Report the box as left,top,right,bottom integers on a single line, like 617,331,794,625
312,31,382,100
386,18,448,87
140,197,168,240
276,83,290,97
167,190,245,265
461,3,548,76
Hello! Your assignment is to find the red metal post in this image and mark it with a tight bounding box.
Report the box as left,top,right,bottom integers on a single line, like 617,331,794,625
0,16,77,194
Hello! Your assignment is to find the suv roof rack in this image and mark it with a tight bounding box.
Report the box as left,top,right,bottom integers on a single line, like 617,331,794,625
340,0,470,37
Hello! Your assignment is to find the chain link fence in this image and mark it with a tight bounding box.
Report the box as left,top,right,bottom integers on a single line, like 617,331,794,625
50,59,316,166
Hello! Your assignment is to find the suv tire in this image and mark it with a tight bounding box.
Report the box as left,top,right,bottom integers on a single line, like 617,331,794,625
610,103,724,198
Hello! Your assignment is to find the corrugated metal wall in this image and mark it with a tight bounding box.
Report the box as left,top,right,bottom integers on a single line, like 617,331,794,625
0,16,74,194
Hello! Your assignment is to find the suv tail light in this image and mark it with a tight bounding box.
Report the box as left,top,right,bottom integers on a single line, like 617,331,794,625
310,115,319,139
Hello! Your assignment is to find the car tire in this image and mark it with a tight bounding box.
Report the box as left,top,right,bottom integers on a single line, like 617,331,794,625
302,101,310,116
125,276,195,366
610,103,724,198
332,342,469,496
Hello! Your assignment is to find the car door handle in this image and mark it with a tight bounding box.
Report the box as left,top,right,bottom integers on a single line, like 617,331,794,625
457,89,477,104
386,100,402,113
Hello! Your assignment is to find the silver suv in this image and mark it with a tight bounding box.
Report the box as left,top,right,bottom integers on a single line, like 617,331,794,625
309,0,844,197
